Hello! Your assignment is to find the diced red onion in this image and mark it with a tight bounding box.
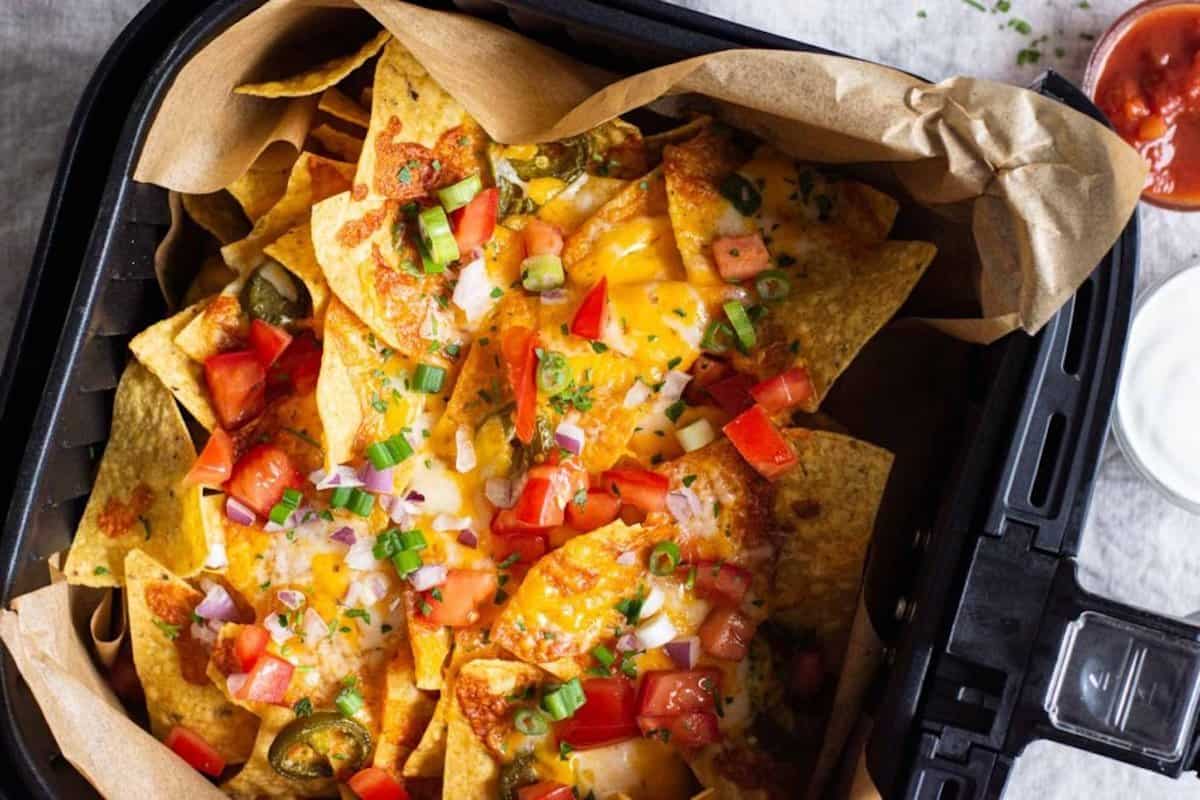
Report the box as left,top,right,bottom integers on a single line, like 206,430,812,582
640,586,665,619
224,497,255,526
455,426,477,473
434,513,471,531
661,369,692,401
307,467,327,486
190,621,218,648
204,540,228,570
666,488,703,522
406,490,426,503
408,564,448,592
263,520,286,533
345,537,378,571
554,421,586,455
195,584,238,621
616,633,640,652
226,673,247,697
623,380,652,408
635,614,677,650
665,637,700,669
344,573,388,607
360,464,394,494
276,589,305,611
457,530,479,548
314,464,362,491
616,551,638,567
540,288,568,305
264,613,293,645
330,526,357,546
485,478,515,509
302,608,327,642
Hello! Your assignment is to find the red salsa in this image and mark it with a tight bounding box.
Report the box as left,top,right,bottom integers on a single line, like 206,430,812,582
1094,3,1200,205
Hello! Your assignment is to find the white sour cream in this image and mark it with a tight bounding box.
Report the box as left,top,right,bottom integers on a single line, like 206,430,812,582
1116,266,1200,509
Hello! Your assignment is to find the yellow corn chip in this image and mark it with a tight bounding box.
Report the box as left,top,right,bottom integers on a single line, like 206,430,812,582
221,706,335,799
227,164,291,223
372,644,438,775
63,362,206,585
129,299,218,430
234,30,391,98
310,123,364,162
182,191,251,245
182,254,238,307
318,86,370,128
404,589,450,691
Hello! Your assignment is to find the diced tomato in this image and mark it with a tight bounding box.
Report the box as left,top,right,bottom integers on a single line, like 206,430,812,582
522,218,563,257
233,624,270,673
570,277,607,340
501,326,538,444
421,569,497,627
699,607,755,661
451,187,499,253
712,233,770,281
636,669,722,717
749,367,814,413
636,711,721,748
517,782,574,800
491,508,550,536
601,467,669,513
204,350,266,429
269,331,322,396
236,653,293,704
227,444,302,517
348,767,410,800
686,561,752,608
512,476,565,528
248,319,293,368
165,725,226,777
492,532,548,567
703,373,756,416
790,649,825,701
565,489,621,532
184,427,235,488
556,677,640,749
722,404,797,479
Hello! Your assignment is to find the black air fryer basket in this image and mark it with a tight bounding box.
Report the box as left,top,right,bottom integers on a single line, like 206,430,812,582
0,2,1188,799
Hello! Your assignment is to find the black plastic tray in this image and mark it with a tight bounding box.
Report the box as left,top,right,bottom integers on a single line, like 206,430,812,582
0,2,1148,799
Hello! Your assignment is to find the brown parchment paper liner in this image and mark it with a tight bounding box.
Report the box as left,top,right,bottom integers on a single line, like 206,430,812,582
0,2,1147,799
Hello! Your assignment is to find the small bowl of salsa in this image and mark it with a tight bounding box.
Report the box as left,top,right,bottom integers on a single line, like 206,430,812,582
1084,0,1200,209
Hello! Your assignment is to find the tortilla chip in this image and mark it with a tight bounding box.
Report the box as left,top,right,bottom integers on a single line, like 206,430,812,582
63,363,206,585
316,298,423,468
571,738,695,800
222,706,336,799
129,300,218,429
373,644,438,775
182,254,238,307
124,550,257,762
444,660,543,800
536,174,629,235
562,168,684,288
491,522,673,666
174,277,248,364
234,29,391,98
182,191,251,245
310,39,486,359
263,220,332,328
319,86,370,128
404,589,450,690
228,164,291,222
310,123,364,162
223,152,356,273
770,430,892,647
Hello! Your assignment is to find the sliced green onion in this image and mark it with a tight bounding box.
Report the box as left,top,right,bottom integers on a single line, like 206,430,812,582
591,644,615,668
366,441,397,470
649,541,682,576
537,351,571,394
413,363,447,393
561,678,585,709
373,529,402,559
677,418,716,453
398,529,427,551
386,433,414,464
268,503,293,525
718,173,762,216
723,300,757,351
755,269,791,301
513,707,549,735
417,236,444,275
701,320,735,354
541,691,569,721
335,686,364,717
521,254,565,292
437,173,482,212
281,488,303,508
329,486,353,509
685,566,697,591
392,549,423,576
346,488,374,517
419,205,460,266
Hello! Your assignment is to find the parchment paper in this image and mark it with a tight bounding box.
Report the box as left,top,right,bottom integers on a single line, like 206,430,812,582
0,0,1147,798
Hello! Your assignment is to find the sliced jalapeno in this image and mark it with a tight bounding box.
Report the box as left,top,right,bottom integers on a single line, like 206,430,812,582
267,711,371,780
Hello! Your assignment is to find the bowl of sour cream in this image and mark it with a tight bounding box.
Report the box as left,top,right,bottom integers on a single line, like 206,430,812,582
1114,265,1200,513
